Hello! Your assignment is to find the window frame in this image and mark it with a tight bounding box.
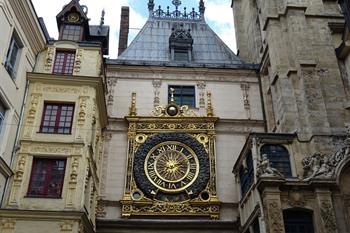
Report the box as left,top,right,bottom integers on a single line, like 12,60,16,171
27,158,67,198
39,102,75,134
59,24,83,41
168,85,196,107
260,144,293,177
239,151,254,196
283,209,315,233
5,34,21,79
0,99,7,136
53,50,76,75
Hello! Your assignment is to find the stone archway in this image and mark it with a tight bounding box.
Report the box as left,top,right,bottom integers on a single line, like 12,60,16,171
339,164,350,227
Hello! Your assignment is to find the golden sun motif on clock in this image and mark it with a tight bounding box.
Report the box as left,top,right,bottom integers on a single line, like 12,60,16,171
67,13,80,23
145,141,199,193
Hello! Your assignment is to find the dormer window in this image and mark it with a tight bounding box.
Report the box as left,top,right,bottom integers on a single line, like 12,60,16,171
169,26,193,62
60,24,82,41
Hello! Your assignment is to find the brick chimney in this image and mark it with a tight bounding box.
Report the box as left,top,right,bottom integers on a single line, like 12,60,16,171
118,6,129,56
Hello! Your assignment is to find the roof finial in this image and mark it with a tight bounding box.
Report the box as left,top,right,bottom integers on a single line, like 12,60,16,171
199,0,205,15
170,88,176,103
148,0,155,11
100,9,105,26
172,0,182,8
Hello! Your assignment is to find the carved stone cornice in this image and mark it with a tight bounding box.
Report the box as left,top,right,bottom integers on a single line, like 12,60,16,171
0,157,13,177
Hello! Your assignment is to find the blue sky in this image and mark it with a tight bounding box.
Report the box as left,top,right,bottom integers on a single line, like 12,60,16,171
31,0,236,58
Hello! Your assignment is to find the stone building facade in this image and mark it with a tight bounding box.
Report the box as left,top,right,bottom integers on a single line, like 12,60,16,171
232,0,350,232
0,0,46,206
0,0,109,232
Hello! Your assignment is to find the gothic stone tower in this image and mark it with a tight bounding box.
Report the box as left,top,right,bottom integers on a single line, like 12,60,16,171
232,0,350,233
0,1,109,233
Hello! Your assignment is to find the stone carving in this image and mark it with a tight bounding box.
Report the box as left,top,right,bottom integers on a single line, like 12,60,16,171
78,97,88,123
106,79,117,106
320,201,337,233
197,81,206,108
41,85,81,94
241,83,251,119
28,145,72,154
129,92,137,116
152,79,162,107
206,92,214,117
257,154,284,178
288,189,306,207
15,155,26,181
70,157,79,183
60,220,74,232
73,49,83,73
96,203,107,218
0,218,16,231
133,133,210,200
44,47,55,72
27,93,41,123
266,201,284,233
303,127,350,181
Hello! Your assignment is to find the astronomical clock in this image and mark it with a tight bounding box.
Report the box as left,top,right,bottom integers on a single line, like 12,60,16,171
120,92,220,219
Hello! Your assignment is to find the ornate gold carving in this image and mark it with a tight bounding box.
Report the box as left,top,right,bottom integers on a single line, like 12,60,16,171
152,105,197,117
206,92,214,117
135,134,147,144
196,134,208,144
44,47,55,72
129,92,137,116
121,201,220,219
73,49,83,73
320,201,337,233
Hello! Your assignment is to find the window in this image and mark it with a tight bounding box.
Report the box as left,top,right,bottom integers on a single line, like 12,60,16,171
284,209,314,233
0,100,6,134
40,103,74,134
260,144,292,177
60,24,82,41
53,51,75,75
27,158,66,198
168,85,195,107
174,50,189,61
239,151,254,196
5,35,21,78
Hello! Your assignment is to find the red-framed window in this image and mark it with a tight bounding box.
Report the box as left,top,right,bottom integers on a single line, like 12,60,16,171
40,103,74,134
27,158,66,198
53,51,75,75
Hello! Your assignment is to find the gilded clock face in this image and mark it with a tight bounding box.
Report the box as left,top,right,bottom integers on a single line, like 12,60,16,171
133,133,210,202
145,141,199,193
68,13,80,23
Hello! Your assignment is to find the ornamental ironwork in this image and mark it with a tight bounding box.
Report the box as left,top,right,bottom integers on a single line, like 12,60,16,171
148,0,204,21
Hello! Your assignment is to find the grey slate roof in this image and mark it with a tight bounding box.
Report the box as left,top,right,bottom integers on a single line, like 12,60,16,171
116,17,243,66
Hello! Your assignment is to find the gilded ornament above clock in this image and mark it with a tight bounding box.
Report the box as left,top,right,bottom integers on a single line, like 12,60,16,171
67,13,80,22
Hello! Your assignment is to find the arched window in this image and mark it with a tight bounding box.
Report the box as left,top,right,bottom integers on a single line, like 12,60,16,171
239,151,254,195
260,144,292,177
283,209,314,233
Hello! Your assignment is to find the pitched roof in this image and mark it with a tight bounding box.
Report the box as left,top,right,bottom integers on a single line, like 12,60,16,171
116,2,242,66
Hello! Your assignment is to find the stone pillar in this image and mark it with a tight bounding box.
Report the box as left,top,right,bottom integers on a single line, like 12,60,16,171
315,188,338,233
262,187,285,233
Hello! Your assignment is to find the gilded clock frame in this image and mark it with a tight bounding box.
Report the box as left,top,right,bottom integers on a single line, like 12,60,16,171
121,114,220,219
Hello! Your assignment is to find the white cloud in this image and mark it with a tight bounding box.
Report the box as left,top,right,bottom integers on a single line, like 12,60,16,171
204,0,237,53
